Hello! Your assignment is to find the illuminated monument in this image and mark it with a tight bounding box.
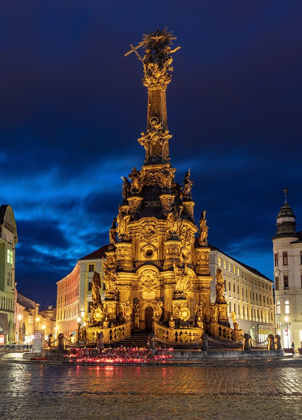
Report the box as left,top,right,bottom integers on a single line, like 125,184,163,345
83,29,241,345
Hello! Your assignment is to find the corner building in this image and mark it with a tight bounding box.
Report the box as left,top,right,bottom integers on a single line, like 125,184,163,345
0,205,18,345
273,189,302,348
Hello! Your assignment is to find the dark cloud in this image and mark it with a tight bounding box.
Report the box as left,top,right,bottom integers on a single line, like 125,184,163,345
1,1,302,305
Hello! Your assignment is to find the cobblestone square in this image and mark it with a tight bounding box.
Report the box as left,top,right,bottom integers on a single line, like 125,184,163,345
1,362,302,419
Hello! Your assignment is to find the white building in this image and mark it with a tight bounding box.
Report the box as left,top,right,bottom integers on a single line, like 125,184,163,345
210,246,275,342
273,189,302,349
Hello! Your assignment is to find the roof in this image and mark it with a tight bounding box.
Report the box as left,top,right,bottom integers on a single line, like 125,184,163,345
208,243,273,282
291,230,302,244
17,292,38,310
79,244,109,261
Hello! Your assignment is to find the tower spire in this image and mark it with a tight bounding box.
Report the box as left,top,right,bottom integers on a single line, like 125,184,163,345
284,187,288,203
125,28,180,165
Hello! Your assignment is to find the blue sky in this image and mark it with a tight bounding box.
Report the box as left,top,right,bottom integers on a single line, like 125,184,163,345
1,1,301,307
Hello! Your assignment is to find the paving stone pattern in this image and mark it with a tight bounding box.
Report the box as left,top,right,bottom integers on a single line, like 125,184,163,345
1,363,302,419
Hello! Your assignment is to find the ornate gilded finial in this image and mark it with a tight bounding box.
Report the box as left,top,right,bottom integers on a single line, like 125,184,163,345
284,187,288,203
125,28,181,88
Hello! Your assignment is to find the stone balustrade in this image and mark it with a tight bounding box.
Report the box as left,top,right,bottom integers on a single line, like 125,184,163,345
84,321,132,345
154,321,202,344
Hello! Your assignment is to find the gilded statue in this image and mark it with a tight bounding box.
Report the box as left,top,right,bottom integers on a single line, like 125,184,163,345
174,263,191,296
154,300,163,320
198,211,209,245
92,271,102,304
210,302,218,322
128,167,143,194
167,211,179,237
182,169,193,199
104,272,117,299
215,268,226,304
109,218,117,245
103,254,116,275
231,311,237,324
121,176,131,201
116,208,131,240
125,28,181,89
138,118,172,161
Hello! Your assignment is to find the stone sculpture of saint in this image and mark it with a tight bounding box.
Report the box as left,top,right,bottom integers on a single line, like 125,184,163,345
121,176,131,200
92,271,102,304
198,211,209,245
174,264,191,295
182,169,193,198
116,209,131,240
109,218,117,244
215,268,226,304
129,167,143,194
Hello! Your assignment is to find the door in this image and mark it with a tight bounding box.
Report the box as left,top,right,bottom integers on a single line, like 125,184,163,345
145,307,153,332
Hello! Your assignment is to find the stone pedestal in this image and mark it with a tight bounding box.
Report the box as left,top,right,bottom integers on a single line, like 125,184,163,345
115,241,133,271
128,196,143,214
182,200,195,219
172,298,190,321
159,194,175,215
217,303,228,326
195,246,210,275
103,300,118,321
164,238,181,269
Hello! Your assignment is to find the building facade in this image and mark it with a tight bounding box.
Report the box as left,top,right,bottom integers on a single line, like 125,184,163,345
56,246,107,340
210,246,275,342
15,291,55,345
0,205,18,345
273,189,302,348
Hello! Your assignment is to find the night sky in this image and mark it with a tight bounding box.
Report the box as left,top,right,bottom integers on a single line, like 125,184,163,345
1,1,301,308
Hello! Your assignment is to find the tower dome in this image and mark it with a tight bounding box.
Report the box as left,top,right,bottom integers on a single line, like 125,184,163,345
273,188,298,238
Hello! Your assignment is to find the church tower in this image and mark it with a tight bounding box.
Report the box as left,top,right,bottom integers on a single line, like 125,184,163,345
83,30,240,345
273,188,302,348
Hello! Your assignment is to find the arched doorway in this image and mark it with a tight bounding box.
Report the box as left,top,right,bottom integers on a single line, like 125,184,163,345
145,307,153,332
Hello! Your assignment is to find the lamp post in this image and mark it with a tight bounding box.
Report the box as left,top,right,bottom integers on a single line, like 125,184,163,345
17,314,22,345
284,316,289,348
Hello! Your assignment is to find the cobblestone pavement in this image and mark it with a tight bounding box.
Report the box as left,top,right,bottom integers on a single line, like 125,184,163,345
1,362,302,419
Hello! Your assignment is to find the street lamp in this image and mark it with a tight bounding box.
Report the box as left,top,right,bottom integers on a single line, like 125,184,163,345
18,315,23,344
284,316,289,348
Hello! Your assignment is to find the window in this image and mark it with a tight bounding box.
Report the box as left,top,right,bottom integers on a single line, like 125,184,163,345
233,266,236,274
88,282,92,291
88,264,94,272
284,275,289,290
283,252,288,266
234,303,236,312
237,285,239,294
7,272,12,286
218,257,221,266
285,300,290,314
7,249,13,265
233,284,235,292
274,253,279,267
275,277,279,291
228,263,231,271
301,275,302,289
246,289,248,297
243,306,245,317
223,260,226,269
238,306,240,316
229,302,231,313
300,251,302,265
237,268,240,276
229,282,231,290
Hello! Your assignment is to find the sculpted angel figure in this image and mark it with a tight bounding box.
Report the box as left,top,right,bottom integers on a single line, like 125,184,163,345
215,268,226,304
195,302,203,319
129,167,143,194
182,169,193,198
167,211,179,237
116,208,131,240
92,271,102,304
174,263,191,295
121,176,131,200
198,211,209,245
154,300,163,320
105,272,117,298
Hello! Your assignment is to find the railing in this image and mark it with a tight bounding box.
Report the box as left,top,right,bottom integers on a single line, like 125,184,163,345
84,321,132,345
210,323,243,342
154,321,202,345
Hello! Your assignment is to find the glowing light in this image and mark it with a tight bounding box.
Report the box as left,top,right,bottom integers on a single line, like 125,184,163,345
285,316,289,322
36,317,40,322
42,325,46,330
18,314,22,321
77,317,81,323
